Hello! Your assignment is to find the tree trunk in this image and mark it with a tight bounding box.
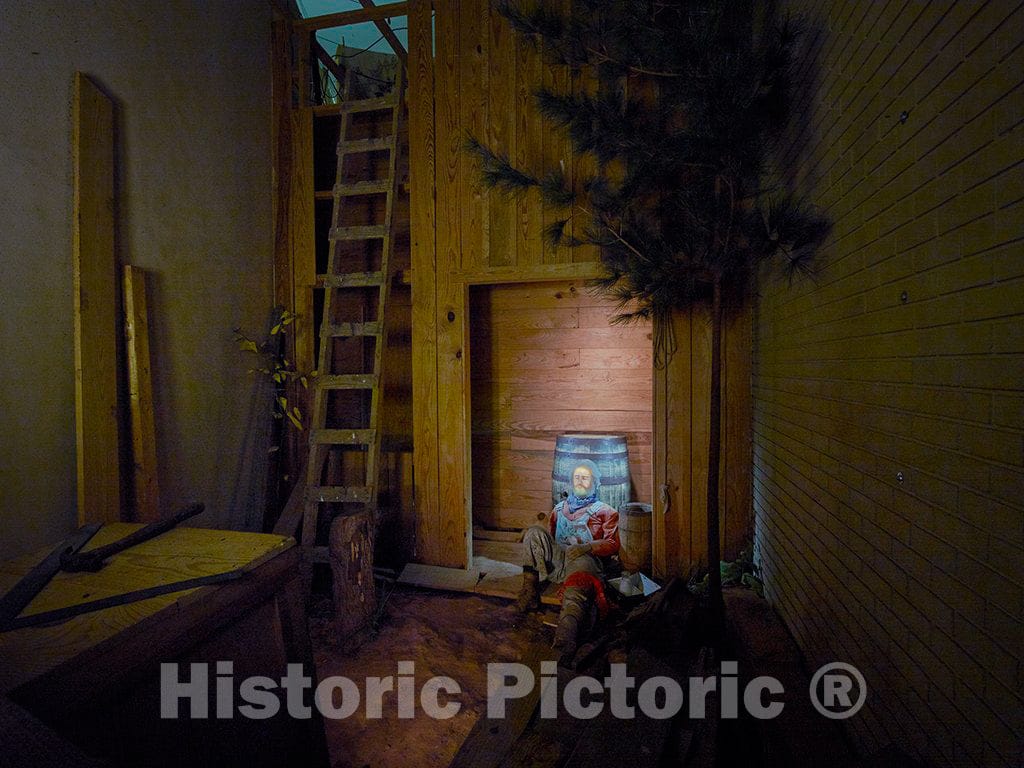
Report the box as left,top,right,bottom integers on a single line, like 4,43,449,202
707,279,724,630
329,510,377,641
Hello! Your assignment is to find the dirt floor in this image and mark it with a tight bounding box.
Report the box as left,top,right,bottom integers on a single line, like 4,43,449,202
310,585,558,768
309,581,869,768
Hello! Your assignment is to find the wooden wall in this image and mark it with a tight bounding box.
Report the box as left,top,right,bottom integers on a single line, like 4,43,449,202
470,281,653,532
408,0,753,571
654,301,753,578
409,0,609,568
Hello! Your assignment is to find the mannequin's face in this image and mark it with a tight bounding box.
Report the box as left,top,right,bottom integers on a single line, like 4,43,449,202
572,466,593,497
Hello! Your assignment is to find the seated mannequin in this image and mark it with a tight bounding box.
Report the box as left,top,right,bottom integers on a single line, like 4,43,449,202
517,459,620,651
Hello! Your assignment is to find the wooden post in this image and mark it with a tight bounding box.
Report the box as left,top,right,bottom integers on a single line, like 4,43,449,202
409,0,440,565
328,511,377,640
123,266,160,522
72,72,121,525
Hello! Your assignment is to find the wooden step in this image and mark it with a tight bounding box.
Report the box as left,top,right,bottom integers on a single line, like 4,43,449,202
333,179,392,196
321,321,381,338
319,271,385,288
338,137,395,154
316,373,378,389
312,103,345,117
338,94,398,113
310,428,376,446
306,486,373,504
330,225,387,241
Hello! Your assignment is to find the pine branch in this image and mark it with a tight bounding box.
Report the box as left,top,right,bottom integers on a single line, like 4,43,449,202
468,0,827,334
464,134,539,194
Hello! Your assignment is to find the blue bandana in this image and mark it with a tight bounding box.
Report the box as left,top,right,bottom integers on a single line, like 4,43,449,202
567,490,598,511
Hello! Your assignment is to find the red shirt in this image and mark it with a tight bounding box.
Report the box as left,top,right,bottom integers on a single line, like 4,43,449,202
548,501,620,558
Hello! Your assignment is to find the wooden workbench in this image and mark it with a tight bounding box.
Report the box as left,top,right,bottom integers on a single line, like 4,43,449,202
0,524,327,767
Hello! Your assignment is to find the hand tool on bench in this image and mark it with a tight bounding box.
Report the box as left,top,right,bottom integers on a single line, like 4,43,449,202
3,567,246,631
59,502,204,572
0,502,205,632
0,524,102,631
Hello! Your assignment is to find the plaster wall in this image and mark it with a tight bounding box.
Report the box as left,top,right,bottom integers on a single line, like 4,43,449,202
0,0,274,557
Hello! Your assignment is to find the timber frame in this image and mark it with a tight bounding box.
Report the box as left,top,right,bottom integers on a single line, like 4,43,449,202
272,0,753,578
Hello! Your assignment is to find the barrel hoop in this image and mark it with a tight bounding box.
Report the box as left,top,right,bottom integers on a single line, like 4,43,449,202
554,449,629,459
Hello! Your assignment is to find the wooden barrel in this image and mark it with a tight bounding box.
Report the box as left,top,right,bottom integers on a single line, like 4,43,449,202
552,433,631,512
618,502,652,573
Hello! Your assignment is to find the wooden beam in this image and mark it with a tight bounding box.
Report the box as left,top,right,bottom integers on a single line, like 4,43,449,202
123,266,160,523
295,2,409,31
72,72,121,526
409,0,440,564
448,640,557,767
433,0,471,568
357,0,408,64
312,37,347,89
451,262,605,285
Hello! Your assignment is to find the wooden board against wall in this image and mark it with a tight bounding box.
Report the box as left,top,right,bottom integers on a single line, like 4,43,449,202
123,266,160,523
72,72,121,525
470,282,653,531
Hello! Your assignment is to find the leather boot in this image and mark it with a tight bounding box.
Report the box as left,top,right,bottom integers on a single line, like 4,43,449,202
552,585,588,655
515,568,540,613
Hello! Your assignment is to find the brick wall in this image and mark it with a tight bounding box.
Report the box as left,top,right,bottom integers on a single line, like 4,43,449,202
753,2,1023,766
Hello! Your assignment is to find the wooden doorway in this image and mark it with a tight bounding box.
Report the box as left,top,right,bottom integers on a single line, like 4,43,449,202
468,280,654,566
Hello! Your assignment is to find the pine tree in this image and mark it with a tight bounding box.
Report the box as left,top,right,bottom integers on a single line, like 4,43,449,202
468,0,829,621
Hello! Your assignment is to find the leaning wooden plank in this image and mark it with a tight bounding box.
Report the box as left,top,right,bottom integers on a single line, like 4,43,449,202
562,647,678,768
73,72,121,525
357,0,408,63
122,266,159,523
272,468,307,538
312,38,347,91
500,663,584,768
449,640,556,768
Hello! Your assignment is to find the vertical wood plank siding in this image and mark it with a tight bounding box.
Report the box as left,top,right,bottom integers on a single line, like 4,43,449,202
411,2,752,572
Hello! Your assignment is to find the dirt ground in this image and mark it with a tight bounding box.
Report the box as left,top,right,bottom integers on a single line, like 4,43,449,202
310,585,556,768
309,583,864,768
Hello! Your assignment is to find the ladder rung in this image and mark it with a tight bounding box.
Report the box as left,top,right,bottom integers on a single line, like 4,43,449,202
330,225,387,240
320,271,385,288
339,94,398,113
338,137,395,154
321,321,381,338
333,179,392,196
317,374,378,390
311,428,376,446
307,486,373,503
312,104,343,117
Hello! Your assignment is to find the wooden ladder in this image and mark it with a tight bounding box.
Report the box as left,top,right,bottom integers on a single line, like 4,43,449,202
301,64,406,569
